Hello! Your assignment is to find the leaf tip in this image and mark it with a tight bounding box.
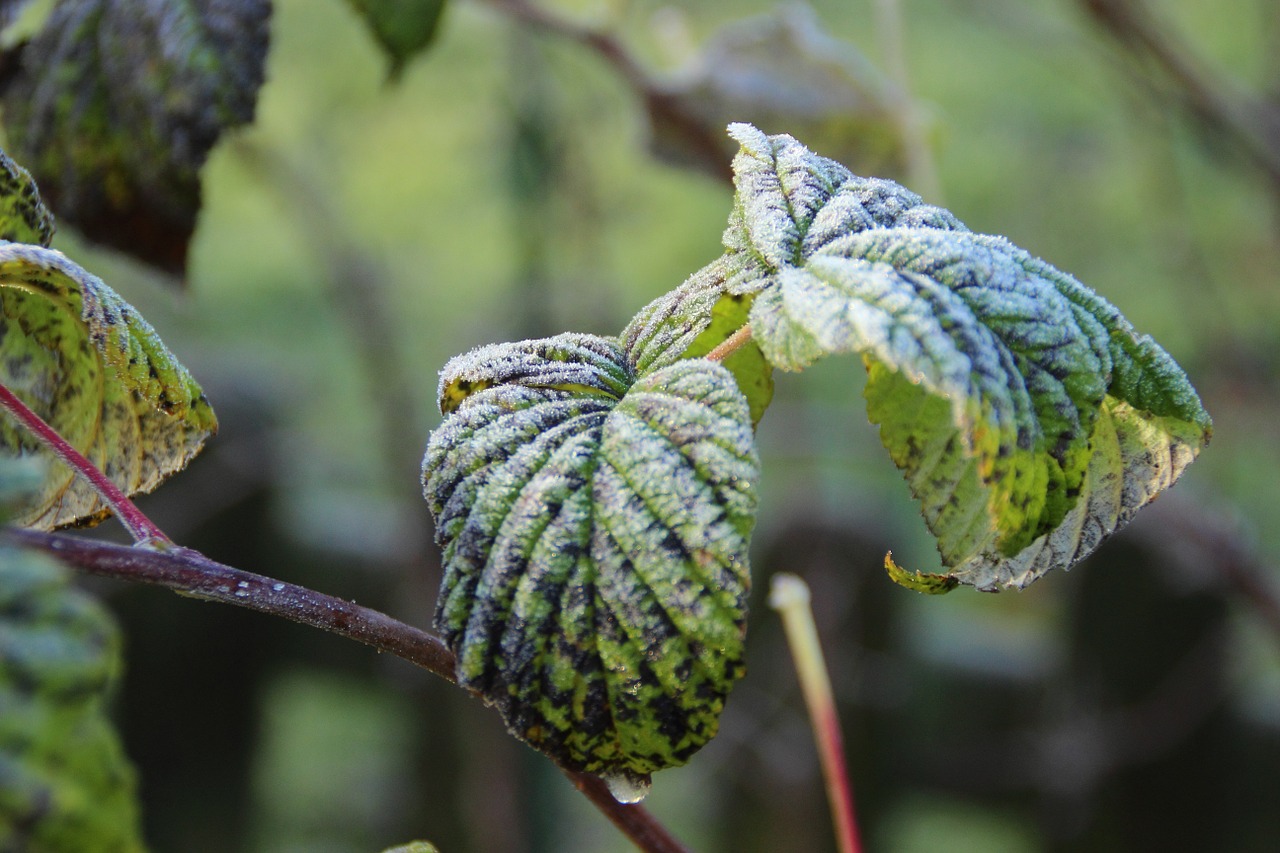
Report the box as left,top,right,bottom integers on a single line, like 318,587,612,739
883,552,958,595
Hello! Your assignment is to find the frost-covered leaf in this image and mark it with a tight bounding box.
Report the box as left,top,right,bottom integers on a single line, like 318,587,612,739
622,254,773,426
0,242,216,529
646,4,912,181
423,332,758,789
0,493,145,849
0,147,54,247
721,123,1210,590
0,0,271,276
346,0,447,81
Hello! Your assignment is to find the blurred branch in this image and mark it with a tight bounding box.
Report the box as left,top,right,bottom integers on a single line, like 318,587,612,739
1077,0,1280,198
478,0,732,183
3,526,690,853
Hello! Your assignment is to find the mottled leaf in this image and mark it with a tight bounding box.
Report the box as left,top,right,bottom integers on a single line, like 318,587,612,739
0,0,271,277
724,123,1210,589
0,242,217,529
423,333,758,791
0,492,145,849
0,147,54,247
346,0,447,81
646,4,912,181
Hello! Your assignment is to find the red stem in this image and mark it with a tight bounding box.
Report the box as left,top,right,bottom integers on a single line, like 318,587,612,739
0,381,169,545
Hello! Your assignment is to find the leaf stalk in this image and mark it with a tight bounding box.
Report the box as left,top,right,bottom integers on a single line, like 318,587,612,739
705,323,754,363
0,381,170,546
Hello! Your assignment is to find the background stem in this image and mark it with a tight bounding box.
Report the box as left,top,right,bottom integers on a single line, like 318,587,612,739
770,573,863,853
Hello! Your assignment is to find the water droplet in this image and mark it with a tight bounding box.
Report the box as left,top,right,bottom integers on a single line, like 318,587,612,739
272,583,285,592
602,771,651,804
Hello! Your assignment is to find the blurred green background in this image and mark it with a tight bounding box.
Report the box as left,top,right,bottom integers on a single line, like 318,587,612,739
43,0,1280,850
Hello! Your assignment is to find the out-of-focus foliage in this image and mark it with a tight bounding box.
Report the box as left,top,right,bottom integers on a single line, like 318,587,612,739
0,464,144,850
0,0,271,276
0,238,217,529
647,4,909,180
346,0,449,81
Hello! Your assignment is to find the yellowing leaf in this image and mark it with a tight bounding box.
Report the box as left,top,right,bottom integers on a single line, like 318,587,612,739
0,243,216,528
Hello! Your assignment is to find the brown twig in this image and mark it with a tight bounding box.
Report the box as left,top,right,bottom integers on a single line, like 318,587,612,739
479,0,733,184
3,526,691,853
1078,0,1280,195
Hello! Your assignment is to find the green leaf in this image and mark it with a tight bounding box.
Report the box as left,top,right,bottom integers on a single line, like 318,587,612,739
0,242,217,529
346,0,448,82
622,255,774,427
722,123,1210,590
422,332,759,791
0,0,271,277
0,494,145,849
0,147,54,247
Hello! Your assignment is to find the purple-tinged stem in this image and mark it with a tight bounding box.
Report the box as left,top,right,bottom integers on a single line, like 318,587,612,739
0,381,169,545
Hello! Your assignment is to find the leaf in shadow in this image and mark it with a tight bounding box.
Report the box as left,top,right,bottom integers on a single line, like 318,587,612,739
0,0,271,277
0,470,145,849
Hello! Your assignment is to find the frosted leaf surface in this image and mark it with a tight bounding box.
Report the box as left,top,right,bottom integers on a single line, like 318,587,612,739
723,123,1210,589
423,332,759,786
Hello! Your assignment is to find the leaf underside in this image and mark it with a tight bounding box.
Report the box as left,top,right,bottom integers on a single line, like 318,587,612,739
0,242,217,529
423,333,759,785
722,122,1211,590
0,0,271,276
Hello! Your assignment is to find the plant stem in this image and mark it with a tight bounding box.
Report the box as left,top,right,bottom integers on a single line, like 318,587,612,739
3,526,690,853
769,573,863,853
705,324,754,363
0,382,170,546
